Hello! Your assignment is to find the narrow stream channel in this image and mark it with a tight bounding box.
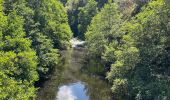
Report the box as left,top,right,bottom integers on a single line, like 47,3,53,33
37,39,112,100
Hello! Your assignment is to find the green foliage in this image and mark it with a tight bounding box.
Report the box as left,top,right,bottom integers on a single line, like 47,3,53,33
78,0,98,38
32,32,59,75
86,2,121,57
0,70,37,100
115,0,136,19
0,2,38,99
35,0,72,49
86,0,170,99
111,78,129,99
2,0,70,75
0,51,38,82
1,0,170,99
128,0,170,99
66,0,87,37
66,0,107,39
0,0,6,42
0,0,70,99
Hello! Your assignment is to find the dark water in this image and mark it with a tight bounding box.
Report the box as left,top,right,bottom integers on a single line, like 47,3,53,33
37,47,112,100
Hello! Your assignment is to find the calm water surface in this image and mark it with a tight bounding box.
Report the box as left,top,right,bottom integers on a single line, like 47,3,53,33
37,46,112,100
57,82,89,100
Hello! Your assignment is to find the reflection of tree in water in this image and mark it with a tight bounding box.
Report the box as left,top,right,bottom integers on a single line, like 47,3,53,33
37,47,112,100
75,73,112,100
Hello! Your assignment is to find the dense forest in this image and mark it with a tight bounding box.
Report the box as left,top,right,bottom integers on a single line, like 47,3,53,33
0,0,72,99
0,0,169,100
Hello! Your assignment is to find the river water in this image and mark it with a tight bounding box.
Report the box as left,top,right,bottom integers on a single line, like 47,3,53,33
37,39,112,100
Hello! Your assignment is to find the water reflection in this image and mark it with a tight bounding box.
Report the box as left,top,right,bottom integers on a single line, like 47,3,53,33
37,47,112,100
57,85,77,100
57,82,89,100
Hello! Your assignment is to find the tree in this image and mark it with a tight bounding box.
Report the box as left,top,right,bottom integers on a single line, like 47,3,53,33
34,0,72,49
32,32,59,77
66,0,108,39
78,0,98,39
86,0,170,99
106,0,170,99
85,1,122,58
66,0,87,37
0,2,38,99
3,0,68,78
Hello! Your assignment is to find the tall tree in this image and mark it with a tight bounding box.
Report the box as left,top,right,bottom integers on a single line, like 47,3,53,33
85,1,122,58
34,0,72,49
106,0,170,99
78,0,98,39
0,1,38,98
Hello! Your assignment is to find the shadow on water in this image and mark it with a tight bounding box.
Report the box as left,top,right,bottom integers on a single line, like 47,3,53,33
37,47,112,100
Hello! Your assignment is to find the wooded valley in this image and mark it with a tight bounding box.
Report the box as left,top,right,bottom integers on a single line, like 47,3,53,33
0,0,169,100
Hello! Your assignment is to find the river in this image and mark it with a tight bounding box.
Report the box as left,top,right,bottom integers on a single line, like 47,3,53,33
37,39,112,100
